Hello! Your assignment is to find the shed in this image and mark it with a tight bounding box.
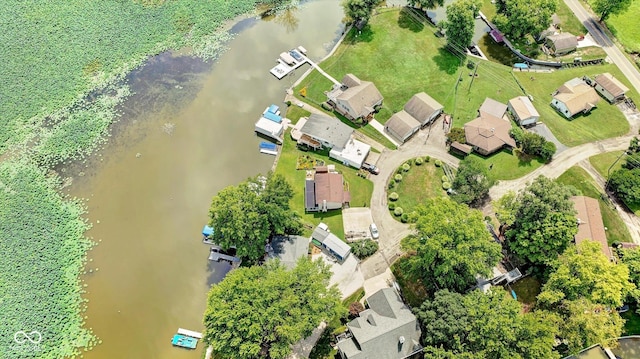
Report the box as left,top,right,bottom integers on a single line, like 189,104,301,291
384,110,421,143
311,224,351,262
546,33,578,56
403,92,443,126
255,117,284,143
508,96,540,126
450,141,472,156
594,73,629,103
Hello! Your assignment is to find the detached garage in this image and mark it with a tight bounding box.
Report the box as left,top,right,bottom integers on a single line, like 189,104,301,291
384,110,420,143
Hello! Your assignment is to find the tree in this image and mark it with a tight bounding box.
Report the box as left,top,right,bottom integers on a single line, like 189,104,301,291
538,241,635,308
444,0,479,52
208,173,302,263
557,299,624,354
504,176,579,265
407,0,444,10
342,0,380,25
592,0,633,21
401,198,502,292
415,289,561,358
609,167,640,204
451,156,493,206
510,127,556,162
348,301,365,317
613,247,640,304
493,0,557,39
203,258,343,359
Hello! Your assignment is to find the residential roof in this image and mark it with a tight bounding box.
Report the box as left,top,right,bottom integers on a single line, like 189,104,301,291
255,117,284,136
385,110,421,139
330,137,371,167
554,78,601,117
305,179,316,209
336,74,383,118
314,171,349,205
464,114,516,154
450,141,472,154
262,111,282,123
508,96,540,120
571,196,613,261
338,288,421,359
595,73,629,97
479,98,507,119
548,32,578,52
267,235,309,269
489,29,504,43
321,232,351,259
403,92,443,122
299,113,353,149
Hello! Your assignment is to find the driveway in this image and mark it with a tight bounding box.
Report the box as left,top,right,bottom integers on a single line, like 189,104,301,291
312,251,364,300
529,122,569,153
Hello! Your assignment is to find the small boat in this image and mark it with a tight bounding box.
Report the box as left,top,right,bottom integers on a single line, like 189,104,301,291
259,141,278,156
264,104,280,116
171,334,198,349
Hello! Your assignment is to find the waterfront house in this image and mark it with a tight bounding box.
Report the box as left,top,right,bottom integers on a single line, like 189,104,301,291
327,74,383,122
546,33,577,56
551,78,600,119
304,166,350,212
508,96,540,127
594,73,629,103
311,223,351,262
571,196,614,261
464,98,515,156
265,235,310,269
403,92,443,126
336,288,423,359
384,110,421,143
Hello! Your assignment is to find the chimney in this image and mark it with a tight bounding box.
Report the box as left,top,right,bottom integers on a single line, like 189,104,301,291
399,336,405,345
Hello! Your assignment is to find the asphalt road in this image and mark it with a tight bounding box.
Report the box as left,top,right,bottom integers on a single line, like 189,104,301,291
564,0,640,94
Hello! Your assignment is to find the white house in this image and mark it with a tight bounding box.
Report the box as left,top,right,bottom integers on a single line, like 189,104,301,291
551,78,600,119
327,74,383,121
329,137,371,169
507,96,540,126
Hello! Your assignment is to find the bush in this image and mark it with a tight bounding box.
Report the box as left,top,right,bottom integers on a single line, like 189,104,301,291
389,192,399,201
442,175,449,182
394,207,404,216
401,213,409,223
388,202,396,210
349,302,365,318
285,100,292,106
350,239,379,260
435,160,442,167
415,157,424,165
395,174,403,182
321,102,332,111
402,163,411,172
446,127,466,144
388,178,396,189
424,156,431,162
442,182,451,190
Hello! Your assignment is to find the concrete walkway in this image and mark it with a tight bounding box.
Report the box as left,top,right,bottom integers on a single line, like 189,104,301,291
369,119,400,147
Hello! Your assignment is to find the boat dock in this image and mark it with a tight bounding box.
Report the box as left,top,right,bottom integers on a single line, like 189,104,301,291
178,328,203,339
208,247,242,264
259,141,278,156
269,46,341,85
171,334,198,349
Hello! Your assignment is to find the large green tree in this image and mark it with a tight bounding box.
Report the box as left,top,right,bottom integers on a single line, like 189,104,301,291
538,241,635,308
593,0,633,21
493,0,557,39
401,197,502,292
407,0,444,10
341,0,380,25
556,299,624,354
444,0,480,52
503,176,579,265
619,247,640,304
451,156,493,207
609,167,640,204
208,173,302,263
416,290,561,358
203,258,343,359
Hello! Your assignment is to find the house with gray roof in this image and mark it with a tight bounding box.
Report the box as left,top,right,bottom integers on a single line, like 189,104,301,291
594,73,629,103
299,113,354,149
546,33,578,56
265,235,309,269
384,110,421,143
311,223,351,262
337,288,422,359
403,92,443,126
327,74,384,121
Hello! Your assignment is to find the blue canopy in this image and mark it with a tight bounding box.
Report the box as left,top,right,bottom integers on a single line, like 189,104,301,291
514,63,529,69
267,104,279,114
259,141,277,150
262,111,282,123
202,225,214,237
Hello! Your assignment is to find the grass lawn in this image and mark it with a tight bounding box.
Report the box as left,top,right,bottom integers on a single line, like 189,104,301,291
295,8,524,128
273,132,374,240
621,304,640,335
391,256,429,308
604,0,640,53
589,150,626,178
556,0,587,36
464,150,545,181
556,166,632,244
389,159,446,217
284,105,311,125
514,65,634,146
505,276,541,307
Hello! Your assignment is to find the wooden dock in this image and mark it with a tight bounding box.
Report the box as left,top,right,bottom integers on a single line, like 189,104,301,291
178,328,203,339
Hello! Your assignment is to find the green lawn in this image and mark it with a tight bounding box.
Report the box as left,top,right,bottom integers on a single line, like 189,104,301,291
273,132,374,240
389,159,446,218
514,65,634,146
604,0,640,53
391,256,429,308
621,304,640,335
556,0,587,35
467,150,545,181
506,276,542,306
284,106,311,125
589,150,626,178
556,166,632,245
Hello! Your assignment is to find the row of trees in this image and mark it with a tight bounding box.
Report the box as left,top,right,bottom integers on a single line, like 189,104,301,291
341,0,381,26
510,127,557,163
608,137,640,205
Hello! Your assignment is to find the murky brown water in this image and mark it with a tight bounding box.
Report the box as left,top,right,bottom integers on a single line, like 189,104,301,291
68,1,344,358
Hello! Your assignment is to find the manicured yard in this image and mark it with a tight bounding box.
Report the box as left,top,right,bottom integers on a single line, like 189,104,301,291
506,276,542,307
391,256,429,308
514,65,633,146
389,159,446,218
273,132,374,240
469,150,545,181
589,150,626,178
602,0,640,53
555,166,632,245
556,0,587,36
284,105,311,125
621,304,640,335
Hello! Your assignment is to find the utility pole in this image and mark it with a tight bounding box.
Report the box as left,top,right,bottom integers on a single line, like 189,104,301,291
468,62,480,92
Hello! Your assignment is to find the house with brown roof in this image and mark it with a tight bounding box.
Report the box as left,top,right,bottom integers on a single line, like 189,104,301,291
546,33,578,56
327,74,384,121
594,73,629,103
551,78,600,119
384,110,421,143
508,96,540,127
304,167,350,212
403,92,443,126
464,98,516,156
571,196,614,261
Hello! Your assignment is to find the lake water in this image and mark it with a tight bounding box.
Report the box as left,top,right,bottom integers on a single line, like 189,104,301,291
67,1,345,358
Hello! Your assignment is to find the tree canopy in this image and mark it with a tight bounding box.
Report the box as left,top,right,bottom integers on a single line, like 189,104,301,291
609,137,640,205
208,173,302,263
503,176,579,265
556,299,624,354
538,241,635,308
341,0,380,25
451,156,493,207
416,289,561,359
444,0,480,51
203,258,343,359
407,0,444,10
510,127,556,163
401,197,502,292
592,0,633,21
493,0,557,39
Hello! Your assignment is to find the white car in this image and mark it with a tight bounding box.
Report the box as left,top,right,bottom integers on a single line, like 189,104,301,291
369,223,379,239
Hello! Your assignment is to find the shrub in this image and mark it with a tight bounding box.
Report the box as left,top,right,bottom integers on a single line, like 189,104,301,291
447,127,466,144
349,302,365,318
394,207,404,216
389,192,399,201
435,160,442,167
415,157,424,165
424,156,431,162
395,174,403,182
388,178,396,189
442,182,451,190
350,239,379,260
388,202,396,210
285,100,292,106
321,102,332,111
401,213,409,223
402,163,411,172
442,175,449,182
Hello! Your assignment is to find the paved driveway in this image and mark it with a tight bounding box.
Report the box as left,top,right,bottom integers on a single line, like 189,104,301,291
529,122,568,153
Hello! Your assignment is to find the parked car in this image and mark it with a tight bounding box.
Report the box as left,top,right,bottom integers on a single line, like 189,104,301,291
362,162,380,175
369,223,379,239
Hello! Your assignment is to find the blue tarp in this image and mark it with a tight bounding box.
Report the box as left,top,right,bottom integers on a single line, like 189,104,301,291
259,141,277,150
262,112,282,123
514,63,529,69
202,225,214,237
267,104,279,114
